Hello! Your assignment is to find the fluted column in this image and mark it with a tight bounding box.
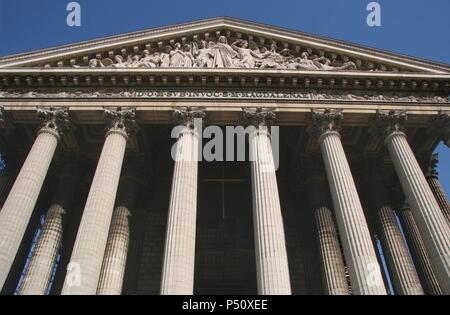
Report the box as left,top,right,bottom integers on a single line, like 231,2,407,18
362,164,423,295
244,108,291,295
310,109,386,295
19,162,78,295
62,108,137,295
305,165,349,295
0,108,70,290
375,110,450,294
425,154,450,224
398,203,442,295
160,108,204,295
97,168,138,295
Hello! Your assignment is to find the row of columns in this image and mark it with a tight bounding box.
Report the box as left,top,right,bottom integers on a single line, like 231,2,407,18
0,107,448,294
361,164,424,295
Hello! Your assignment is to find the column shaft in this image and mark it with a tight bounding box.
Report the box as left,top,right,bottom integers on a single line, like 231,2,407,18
160,126,199,295
97,173,137,295
19,205,64,294
426,176,450,224
62,132,127,294
306,176,348,295
96,207,131,294
320,132,386,294
18,166,77,295
386,132,450,293
250,126,291,295
376,206,423,294
398,205,442,295
362,173,423,295
0,131,58,289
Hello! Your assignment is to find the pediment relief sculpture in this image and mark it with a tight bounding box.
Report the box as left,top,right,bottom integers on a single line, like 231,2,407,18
70,35,358,71
1,18,449,75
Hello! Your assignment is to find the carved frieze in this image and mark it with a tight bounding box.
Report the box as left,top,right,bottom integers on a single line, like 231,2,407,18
61,36,361,71
0,88,448,103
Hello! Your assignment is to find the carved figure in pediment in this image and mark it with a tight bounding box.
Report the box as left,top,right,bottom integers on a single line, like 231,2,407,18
182,44,195,68
286,52,320,70
160,46,172,67
212,36,238,68
258,43,288,69
248,40,261,53
128,55,142,67
169,42,186,67
231,39,262,68
88,57,114,68
139,50,161,68
312,56,357,71
193,40,214,68
88,58,103,68
111,55,127,68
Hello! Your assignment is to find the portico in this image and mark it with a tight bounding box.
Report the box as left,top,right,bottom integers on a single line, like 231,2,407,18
0,17,449,295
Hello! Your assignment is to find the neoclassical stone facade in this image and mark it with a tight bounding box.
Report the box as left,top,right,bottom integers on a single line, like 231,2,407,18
0,18,449,295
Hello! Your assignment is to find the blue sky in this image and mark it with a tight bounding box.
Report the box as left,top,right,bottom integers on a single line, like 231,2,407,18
0,0,449,196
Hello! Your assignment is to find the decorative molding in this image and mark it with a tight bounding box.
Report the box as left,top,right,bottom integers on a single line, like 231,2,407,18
1,88,448,103
104,107,138,138
309,108,343,137
37,107,71,139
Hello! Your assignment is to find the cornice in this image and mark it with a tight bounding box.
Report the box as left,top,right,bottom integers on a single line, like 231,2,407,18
1,68,450,79
1,69,448,98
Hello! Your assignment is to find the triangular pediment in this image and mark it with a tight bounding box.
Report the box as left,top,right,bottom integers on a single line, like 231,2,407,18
0,17,449,74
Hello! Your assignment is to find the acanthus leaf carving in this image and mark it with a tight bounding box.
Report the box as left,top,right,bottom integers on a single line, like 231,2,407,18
172,107,206,128
242,107,276,127
37,107,71,139
429,111,450,148
372,110,407,139
309,108,343,137
104,107,139,138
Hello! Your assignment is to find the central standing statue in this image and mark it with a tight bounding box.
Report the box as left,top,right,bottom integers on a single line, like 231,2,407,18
212,36,237,68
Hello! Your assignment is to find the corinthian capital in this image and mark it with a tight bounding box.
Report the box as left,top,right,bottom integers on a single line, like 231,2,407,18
373,110,407,139
309,108,343,137
173,107,206,128
426,153,439,178
242,107,275,127
37,107,71,139
430,111,450,148
104,107,138,138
